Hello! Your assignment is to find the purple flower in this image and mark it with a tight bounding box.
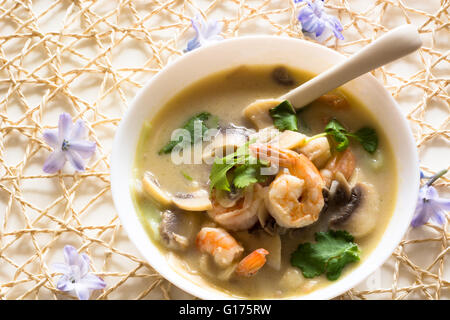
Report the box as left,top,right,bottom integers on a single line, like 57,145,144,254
43,113,96,173
295,0,344,41
420,170,425,179
185,15,223,52
53,245,106,300
412,169,449,228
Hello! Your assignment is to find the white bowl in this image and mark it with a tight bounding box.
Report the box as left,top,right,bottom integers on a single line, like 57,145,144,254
111,36,419,300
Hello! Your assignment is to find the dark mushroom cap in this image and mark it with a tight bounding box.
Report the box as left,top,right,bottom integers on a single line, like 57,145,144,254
272,66,295,86
159,210,189,250
329,184,363,227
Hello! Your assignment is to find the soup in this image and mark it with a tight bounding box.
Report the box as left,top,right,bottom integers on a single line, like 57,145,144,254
132,65,397,299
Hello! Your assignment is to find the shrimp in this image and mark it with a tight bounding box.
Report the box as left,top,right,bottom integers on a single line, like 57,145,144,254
296,136,331,168
317,93,349,110
250,144,325,228
207,184,264,231
196,227,244,267
235,248,269,277
320,148,356,187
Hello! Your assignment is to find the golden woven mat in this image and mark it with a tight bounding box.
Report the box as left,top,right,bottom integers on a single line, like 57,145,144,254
0,0,448,300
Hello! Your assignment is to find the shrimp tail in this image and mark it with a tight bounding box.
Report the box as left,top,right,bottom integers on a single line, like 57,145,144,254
235,248,269,277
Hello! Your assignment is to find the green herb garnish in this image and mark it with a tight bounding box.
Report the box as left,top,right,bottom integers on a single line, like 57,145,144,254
291,230,361,281
159,112,212,154
348,127,378,154
324,119,350,151
325,118,378,153
181,171,193,181
233,163,267,189
209,141,267,192
269,100,298,132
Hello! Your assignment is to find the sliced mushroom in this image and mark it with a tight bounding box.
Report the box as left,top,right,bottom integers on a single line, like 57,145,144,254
269,130,306,150
172,189,212,211
329,185,362,226
159,210,190,250
330,182,379,238
243,99,283,130
296,136,331,168
348,167,360,186
328,180,339,200
142,172,173,206
272,66,295,86
320,187,330,216
259,216,289,237
329,172,353,206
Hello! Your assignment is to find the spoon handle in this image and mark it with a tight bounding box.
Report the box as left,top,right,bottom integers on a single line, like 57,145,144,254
282,25,422,108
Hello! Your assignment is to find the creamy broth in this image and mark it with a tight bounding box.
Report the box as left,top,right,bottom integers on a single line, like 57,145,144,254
132,65,397,299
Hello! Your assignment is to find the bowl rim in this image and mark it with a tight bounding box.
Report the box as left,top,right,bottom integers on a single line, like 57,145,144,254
111,35,420,300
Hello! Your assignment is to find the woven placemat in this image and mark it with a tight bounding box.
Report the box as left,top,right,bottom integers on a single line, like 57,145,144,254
0,0,448,300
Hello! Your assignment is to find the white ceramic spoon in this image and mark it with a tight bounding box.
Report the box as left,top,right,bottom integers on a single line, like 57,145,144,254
247,25,422,113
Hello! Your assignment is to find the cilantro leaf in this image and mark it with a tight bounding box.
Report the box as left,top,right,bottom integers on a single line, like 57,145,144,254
332,130,349,152
209,141,267,191
324,118,378,154
158,140,181,155
159,112,212,154
209,142,250,192
233,165,259,189
350,127,378,154
269,100,298,131
233,162,267,189
210,158,235,192
324,118,349,151
325,118,346,133
291,230,360,281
